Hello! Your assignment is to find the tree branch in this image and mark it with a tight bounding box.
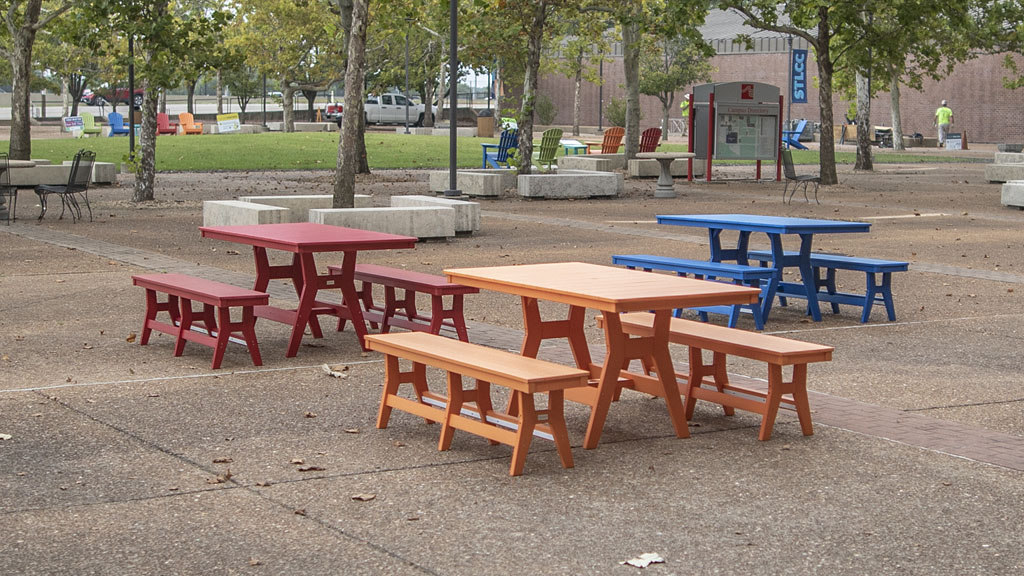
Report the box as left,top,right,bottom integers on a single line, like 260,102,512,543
725,6,818,49
33,1,73,31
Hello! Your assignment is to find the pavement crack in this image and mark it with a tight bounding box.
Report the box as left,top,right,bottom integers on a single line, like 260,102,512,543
903,396,1024,412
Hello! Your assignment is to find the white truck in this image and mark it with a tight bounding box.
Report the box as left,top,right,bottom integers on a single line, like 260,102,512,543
363,93,436,126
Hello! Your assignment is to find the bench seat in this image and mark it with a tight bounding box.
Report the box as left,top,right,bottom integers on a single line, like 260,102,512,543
328,264,478,341
132,274,268,369
614,312,833,441
365,331,589,476
747,250,909,322
612,254,772,330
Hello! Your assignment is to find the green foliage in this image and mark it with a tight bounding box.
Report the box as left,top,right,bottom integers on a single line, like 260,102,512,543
535,93,557,125
605,96,629,127
639,35,713,106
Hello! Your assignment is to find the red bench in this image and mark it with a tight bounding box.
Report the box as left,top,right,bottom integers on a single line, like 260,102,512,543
132,274,268,369
328,264,478,341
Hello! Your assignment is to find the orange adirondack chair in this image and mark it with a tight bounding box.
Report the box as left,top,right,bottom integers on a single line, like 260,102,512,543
157,113,179,135
178,112,203,135
584,126,624,154
639,127,662,153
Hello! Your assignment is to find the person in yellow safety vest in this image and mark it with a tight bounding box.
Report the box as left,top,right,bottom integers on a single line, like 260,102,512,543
934,100,954,148
679,94,690,134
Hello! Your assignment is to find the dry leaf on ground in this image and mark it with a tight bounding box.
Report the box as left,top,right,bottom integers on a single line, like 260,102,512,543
620,553,664,568
351,493,376,501
322,364,349,378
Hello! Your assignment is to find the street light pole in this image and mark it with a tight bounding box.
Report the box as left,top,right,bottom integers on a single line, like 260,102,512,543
598,56,603,132
444,0,460,197
404,26,410,134
262,74,267,127
128,36,135,161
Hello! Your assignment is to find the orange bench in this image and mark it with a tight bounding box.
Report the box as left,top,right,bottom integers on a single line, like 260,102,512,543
132,274,268,369
328,264,478,341
614,312,833,440
365,332,589,476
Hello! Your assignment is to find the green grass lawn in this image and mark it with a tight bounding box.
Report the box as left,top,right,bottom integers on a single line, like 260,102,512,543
4,131,982,172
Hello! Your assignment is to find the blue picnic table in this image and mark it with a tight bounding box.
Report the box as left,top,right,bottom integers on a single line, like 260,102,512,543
656,214,870,322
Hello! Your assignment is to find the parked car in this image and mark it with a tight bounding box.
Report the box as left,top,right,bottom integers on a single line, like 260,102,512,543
363,93,436,126
324,102,343,126
88,87,144,108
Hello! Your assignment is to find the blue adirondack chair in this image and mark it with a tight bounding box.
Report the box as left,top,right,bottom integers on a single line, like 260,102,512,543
782,119,808,150
107,112,131,136
482,129,519,169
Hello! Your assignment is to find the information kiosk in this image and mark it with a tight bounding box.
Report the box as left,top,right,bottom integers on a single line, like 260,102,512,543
687,82,783,182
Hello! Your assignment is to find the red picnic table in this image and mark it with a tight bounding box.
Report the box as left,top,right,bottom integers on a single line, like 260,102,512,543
199,223,417,356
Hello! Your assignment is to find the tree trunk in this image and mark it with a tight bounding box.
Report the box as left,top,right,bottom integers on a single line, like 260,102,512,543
422,81,436,127
60,77,70,118
516,2,548,177
436,45,447,123
889,69,905,151
216,69,223,114
132,82,159,203
493,61,502,121
159,89,167,114
622,20,641,159
814,9,838,185
69,73,85,117
333,0,369,208
282,86,296,132
661,93,674,142
854,71,873,171
303,89,318,121
6,0,44,161
187,81,196,114
572,49,583,136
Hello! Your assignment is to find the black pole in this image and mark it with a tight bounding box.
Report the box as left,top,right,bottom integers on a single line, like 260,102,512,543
404,28,410,134
786,35,792,130
445,0,460,197
262,74,267,127
128,36,135,161
598,57,603,132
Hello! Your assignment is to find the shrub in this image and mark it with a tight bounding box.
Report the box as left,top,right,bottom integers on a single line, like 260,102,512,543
536,93,557,125
605,96,630,127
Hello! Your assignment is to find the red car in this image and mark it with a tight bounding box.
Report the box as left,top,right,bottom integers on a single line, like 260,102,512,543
86,87,144,108
325,103,343,126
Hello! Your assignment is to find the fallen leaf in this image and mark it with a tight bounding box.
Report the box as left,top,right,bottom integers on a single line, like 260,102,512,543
0,433,12,441
206,469,233,484
322,364,349,378
305,412,317,419
2,354,9,362
167,486,179,491
256,481,272,487
82,343,93,350
126,332,137,343
213,457,233,464
392,440,406,447
294,509,306,516
344,428,360,434
298,465,325,472
249,559,262,567
620,553,664,568
225,250,240,255
351,493,376,501
147,393,160,398
290,458,305,465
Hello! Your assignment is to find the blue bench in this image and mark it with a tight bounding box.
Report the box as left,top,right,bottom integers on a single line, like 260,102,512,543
612,254,772,330
747,251,909,322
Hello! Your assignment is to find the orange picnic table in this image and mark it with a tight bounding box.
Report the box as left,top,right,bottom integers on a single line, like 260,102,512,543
444,262,761,449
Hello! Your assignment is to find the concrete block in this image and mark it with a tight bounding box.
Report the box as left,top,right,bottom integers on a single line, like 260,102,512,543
428,169,518,198
310,207,455,239
29,159,52,165
557,155,617,172
997,144,1024,153
517,170,622,199
391,195,480,233
238,124,268,134
985,163,1024,183
203,200,288,226
994,153,1024,164
396,127,433,135
294,122,329,132
431,127,477,137
9,163,119,186
1001,181,1024,208
239,194,371,222
266,122,283,131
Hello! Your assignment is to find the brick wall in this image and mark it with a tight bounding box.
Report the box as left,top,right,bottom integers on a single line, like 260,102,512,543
538,51,1024,144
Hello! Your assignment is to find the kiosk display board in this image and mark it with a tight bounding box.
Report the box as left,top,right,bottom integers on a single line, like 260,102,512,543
692,82,781,161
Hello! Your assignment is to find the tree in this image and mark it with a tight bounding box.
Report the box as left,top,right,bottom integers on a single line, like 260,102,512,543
90,0,229,202
638,33,712,142
1,0,74,160
332,0,368,209
222,63,261,123
548,12,611,136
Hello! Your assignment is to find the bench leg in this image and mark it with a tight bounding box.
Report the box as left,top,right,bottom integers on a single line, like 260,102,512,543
377,355,402,428
448,294,470,342
140,289,181,345
174,297,195,357
439,372,466,451
240,306,262,366
861,271,895,322
510,392,537,476
759,363,812,440
339,280,378,332
823,268,840,314
880,272,897,321
211,306,233,370
685,348,735,419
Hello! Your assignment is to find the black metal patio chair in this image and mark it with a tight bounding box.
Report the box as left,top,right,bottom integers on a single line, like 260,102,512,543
781,149,820,204
36,149,96,222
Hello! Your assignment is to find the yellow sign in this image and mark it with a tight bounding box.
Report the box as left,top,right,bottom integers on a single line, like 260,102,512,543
216,113,240,133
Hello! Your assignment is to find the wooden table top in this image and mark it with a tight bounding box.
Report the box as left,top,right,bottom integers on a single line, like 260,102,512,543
445,262,760,313
200,223,417,254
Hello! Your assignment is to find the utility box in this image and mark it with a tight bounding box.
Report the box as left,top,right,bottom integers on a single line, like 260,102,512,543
477,110,494,138
693,82,781,161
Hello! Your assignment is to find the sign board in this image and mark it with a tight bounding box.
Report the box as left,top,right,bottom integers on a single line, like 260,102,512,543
714,111,778,160
217,113,240,133
791,49,808,103
945,133,963,150
63,116,84,130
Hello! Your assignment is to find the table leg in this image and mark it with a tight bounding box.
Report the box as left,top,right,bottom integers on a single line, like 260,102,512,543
759,234,784,322
332,251,372,351
285,253,320,357
653,158,676,198
641,310,690,439
797,234,822,321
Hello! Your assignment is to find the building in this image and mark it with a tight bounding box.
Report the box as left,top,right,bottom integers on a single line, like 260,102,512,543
539,9,1024,143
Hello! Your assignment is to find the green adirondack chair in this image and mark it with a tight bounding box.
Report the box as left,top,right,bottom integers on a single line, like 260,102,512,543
80,112,103,137
533,127,563,172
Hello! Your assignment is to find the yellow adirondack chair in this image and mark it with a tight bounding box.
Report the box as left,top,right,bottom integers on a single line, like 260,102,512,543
80,112,103,137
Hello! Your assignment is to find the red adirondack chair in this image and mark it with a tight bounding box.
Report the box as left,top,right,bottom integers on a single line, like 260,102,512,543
157,113,178,135
639,127,662,153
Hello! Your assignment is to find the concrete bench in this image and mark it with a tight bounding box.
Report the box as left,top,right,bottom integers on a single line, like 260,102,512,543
390,195,480,233
1001,180,1024,209
517,169,622,198
203,200,288,226
613,312,833,441
132,273,268,369
428,169,518,198
748,251,909,322
365,331,590,476
8,162,117,187
309,206,455,239
612,254,772,330
327,263,478,341
239,194,371,222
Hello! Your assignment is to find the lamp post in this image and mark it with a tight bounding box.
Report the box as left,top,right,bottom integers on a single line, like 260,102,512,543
404,24,411,134
128,35,135,161
262,74,267,127
598,55,604,132
445,0,460,197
